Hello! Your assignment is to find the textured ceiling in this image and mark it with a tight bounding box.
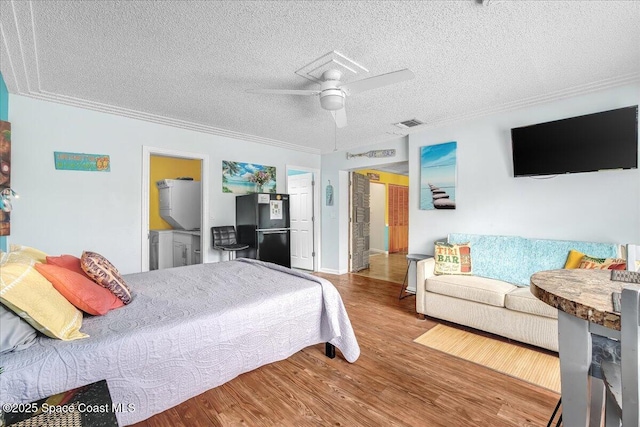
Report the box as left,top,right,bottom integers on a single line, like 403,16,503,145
1,1,639,154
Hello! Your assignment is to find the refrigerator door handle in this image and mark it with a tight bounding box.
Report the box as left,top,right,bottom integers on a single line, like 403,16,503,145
259,230,289,235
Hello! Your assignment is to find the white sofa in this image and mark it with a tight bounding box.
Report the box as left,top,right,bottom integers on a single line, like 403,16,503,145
416,233,625,352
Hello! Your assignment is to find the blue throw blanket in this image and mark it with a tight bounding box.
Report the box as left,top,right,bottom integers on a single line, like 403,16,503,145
447,233,619,286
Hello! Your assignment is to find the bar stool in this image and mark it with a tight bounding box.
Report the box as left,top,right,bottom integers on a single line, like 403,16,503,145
211,226,249,261
399,253,432,299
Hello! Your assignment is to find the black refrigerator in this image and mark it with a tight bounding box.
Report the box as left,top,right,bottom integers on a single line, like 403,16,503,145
236,193,291,268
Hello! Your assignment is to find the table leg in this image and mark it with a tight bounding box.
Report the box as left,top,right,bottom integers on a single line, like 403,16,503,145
399,260,410,299
558,310,593,427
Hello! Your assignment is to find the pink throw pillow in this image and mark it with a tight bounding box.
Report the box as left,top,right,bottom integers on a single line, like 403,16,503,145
46,255,92,278
35,263,124,316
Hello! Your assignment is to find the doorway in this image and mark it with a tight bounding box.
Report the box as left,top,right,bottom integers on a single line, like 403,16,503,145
349,165,409,279
141,146,210,272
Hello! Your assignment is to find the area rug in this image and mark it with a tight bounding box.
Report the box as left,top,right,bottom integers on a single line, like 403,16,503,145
414,324,561,393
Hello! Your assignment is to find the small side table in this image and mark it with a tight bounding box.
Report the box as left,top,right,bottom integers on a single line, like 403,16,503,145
399,253,432,299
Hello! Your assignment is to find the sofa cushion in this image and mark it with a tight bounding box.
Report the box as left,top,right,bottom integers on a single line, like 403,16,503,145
426,274,517,308
505,287,558,319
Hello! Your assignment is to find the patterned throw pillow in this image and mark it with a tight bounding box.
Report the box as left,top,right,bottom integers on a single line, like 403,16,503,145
578,255,626,270
81,251,132,304
434,242,472,275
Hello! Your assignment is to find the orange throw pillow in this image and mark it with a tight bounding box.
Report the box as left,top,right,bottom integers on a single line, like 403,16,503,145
46,255,92,279
35,263,124,316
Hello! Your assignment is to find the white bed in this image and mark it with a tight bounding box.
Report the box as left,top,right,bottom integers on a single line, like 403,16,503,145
0,258,360,425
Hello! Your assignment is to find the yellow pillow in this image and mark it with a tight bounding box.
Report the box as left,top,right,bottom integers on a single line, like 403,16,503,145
0,244,48,265
564,249,585,269
0,262,88,340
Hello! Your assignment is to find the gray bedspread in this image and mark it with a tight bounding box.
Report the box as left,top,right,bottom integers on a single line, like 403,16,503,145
0,259,360,425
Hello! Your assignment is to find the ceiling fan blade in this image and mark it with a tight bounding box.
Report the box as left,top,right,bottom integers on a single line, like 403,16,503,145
331,107,347,128
339,68,415,96
246,89,320,96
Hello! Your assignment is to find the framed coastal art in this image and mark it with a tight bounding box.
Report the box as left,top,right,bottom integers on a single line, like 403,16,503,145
420,141,457,210
222,161,276,194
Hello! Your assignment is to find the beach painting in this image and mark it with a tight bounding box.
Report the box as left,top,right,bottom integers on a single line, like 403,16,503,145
420,141,457,210
222,161,276,194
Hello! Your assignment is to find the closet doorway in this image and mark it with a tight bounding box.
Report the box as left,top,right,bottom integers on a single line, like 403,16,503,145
388,184,409,253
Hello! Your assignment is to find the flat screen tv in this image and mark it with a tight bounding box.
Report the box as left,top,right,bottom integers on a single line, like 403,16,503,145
511,105,638,177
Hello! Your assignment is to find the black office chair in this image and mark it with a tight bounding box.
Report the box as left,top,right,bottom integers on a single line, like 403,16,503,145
211,226,249,261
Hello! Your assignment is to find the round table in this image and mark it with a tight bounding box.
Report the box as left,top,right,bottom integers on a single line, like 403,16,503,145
530,268,623,427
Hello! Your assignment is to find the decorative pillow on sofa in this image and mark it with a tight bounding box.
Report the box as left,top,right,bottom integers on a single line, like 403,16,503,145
0,262,88,340
35,263,124,316
434,242,472,275
46,254,92,278
564,249,585,269
579,255,626,270
81,251,132,304
0,303,38,354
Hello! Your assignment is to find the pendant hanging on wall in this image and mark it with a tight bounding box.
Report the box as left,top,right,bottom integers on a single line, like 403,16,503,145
326,180,334,206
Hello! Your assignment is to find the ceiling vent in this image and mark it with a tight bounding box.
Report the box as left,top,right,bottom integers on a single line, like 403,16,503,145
394,118,424,129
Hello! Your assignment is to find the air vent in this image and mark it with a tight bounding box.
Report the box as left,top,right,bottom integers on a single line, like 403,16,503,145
394,118,424,129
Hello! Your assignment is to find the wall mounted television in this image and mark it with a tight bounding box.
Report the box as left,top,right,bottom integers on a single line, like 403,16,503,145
511,105,638,177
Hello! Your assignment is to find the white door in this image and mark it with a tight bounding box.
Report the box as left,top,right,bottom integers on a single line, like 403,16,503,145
288,173,314,270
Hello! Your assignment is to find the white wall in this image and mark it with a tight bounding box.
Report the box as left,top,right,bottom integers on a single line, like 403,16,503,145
409,84,640,254
8,95,320,274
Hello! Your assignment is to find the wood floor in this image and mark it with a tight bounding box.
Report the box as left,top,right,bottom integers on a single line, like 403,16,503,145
132,268,559,427
351,252,408,284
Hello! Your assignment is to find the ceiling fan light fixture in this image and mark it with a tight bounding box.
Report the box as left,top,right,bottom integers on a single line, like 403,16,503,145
320,89,345,111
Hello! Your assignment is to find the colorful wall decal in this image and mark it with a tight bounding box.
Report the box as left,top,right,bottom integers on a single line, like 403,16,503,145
54,152,110,172
420,141,457,210
222,161,276,194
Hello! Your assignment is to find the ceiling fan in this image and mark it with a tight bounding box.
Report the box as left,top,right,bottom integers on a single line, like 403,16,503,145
246,68,415,128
